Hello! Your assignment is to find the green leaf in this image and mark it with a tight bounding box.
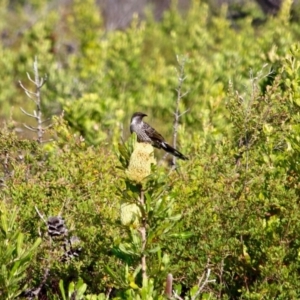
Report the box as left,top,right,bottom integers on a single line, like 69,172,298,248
68,281,75,298
169,232,194,239
105,265,123,284
16,233,24,257
75,278,88,296
148,246,161,253
59,280,67,300
0,213,8,236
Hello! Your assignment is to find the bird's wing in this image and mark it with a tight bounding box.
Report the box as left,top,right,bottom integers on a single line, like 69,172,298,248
143,123,165,147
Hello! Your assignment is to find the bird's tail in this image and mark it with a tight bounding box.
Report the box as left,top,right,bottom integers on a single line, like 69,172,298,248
161,142,188,160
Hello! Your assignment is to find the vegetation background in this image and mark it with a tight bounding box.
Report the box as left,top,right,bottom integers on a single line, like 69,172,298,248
1,0,300,299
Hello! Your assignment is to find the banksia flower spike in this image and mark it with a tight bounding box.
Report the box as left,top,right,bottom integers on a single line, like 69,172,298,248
125,142,156,183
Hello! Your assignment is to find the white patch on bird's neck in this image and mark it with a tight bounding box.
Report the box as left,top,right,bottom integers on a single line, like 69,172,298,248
131,116,143,126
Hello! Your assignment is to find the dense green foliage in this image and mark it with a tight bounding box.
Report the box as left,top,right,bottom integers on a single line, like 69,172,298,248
1,0,300,298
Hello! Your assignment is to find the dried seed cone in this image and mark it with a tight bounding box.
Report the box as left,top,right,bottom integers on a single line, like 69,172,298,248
120,202,141,226
47,216,68,237
126,142,156,183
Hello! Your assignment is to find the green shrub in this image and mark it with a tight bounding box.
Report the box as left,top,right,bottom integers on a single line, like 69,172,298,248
2,0,300,298
0,204,41,299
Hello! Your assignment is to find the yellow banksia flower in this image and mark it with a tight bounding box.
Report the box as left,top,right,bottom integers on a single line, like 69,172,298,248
126,142,156,183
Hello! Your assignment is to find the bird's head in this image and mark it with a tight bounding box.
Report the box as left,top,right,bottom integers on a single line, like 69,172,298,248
131,112,147,123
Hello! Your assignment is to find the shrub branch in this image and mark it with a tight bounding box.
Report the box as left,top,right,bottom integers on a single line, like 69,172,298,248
19,56,51,144
172,55,189,166
138,188,147,282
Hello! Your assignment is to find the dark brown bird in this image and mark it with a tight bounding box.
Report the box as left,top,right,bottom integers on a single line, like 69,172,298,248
130,112,188,160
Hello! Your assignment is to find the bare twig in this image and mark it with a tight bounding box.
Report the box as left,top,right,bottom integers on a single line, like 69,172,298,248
173,291,184,300
19,56,50,144
34,206,48,237
20,107,37,118
106,287,113,298
35,206,48,225
173,108,189,118
190,259,216,300
18,81,35,99
25,268,50,299
172,55,189,167
23,124,38,132
172,259,215,300
138,189,147,282
191,268,215,300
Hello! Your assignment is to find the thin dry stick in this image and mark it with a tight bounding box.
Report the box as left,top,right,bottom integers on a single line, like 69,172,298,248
35,206,48,225
138,189,147,282
173,291,184,300
28,268,50,298
191,268,216,300
173,259,215,300
172,55,189,167
19,56,50,144
106,287,113,298
35,205,48,237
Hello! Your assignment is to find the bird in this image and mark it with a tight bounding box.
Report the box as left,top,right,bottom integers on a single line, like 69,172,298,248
130,112,188,160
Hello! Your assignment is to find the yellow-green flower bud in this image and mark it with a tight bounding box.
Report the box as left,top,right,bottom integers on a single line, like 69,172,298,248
120,202,141,226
